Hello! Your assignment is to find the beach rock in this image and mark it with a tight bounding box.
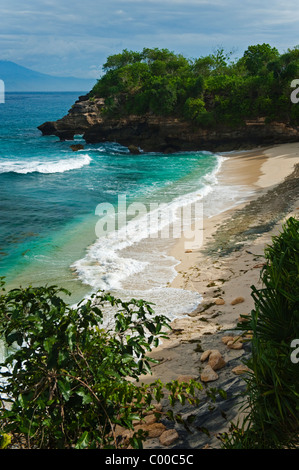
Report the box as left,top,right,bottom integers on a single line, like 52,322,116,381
200,350,212,362
201,365,219,382
232,365,252,375
201,349,226,371
238,314,250,323
215,298,225,305
177,375,197,384
143,414,157,426
120,429,134,443
145,403,163,415
208,350,226,371
159,429,179,446
231,297,245,305
222,336,235,344
227,340,243,350
144,423,167,438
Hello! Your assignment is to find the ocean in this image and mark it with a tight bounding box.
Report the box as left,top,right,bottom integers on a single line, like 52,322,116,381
0,92,250,322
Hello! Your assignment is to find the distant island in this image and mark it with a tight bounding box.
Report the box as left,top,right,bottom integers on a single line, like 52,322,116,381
0,60,96,92
38,44,299,152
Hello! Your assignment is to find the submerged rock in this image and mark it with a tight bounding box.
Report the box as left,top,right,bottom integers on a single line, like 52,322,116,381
70,144,84,151
128,144,141,154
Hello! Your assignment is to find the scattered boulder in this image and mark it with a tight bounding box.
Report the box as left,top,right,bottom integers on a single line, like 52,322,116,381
208,350,226,371
215,298,225,305
177,375,197,384
222,336,235,345
238,314,250,323
143,414,157,426
134,422,166,438
200,350,212,362
231,297,245,305
232,365,252,375
201,365,219,382
201,349,226,371
227,340,243,350
159,429,179,446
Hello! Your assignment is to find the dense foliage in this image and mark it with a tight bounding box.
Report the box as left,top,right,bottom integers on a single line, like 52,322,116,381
0,282,202,449
90,44,299,127
221,217,299,449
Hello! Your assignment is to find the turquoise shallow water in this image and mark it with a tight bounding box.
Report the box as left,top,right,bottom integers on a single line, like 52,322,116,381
0,92,225,312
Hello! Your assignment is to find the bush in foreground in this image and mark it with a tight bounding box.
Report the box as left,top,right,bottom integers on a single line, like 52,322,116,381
0,283,202,449
221,217,299,449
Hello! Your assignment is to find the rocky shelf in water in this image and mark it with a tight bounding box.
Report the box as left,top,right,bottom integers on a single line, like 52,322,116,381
38,94,299,154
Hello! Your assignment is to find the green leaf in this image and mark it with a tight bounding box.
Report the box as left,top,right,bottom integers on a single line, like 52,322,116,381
75,431,90,449
58,379,72,401
77,389,93,405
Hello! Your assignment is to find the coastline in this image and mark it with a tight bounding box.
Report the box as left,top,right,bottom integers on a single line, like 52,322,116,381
137,142,299,449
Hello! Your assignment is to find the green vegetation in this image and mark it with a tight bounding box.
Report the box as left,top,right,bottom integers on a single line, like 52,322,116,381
0,281,203,449
221,217,299,449
90,44,299,127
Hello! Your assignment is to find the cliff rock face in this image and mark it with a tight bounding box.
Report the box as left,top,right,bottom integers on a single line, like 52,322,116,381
38,95,105,141
38,96,299,153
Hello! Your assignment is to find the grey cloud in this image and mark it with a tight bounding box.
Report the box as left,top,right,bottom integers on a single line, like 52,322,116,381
0,0,298,78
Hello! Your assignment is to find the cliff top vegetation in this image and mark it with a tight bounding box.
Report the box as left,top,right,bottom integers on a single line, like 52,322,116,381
90,44,299,128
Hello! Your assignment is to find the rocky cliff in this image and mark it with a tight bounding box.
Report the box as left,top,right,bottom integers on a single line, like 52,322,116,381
38,95,299,153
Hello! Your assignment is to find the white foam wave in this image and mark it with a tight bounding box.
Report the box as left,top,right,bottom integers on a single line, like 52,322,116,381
0,154,92,174
72,154,225,291
92,287,203,330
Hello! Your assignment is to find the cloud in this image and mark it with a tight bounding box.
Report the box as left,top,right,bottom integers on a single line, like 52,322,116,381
0,0,298,78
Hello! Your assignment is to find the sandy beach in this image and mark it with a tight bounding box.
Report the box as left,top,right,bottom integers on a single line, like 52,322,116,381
137,142,299,449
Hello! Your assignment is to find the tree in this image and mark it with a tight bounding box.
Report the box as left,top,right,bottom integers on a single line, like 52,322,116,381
242,43,280,75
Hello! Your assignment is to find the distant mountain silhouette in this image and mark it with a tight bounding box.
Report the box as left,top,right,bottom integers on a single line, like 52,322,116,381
0,60,96,92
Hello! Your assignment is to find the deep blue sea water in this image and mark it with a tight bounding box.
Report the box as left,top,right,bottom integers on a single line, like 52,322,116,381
0,92,239,316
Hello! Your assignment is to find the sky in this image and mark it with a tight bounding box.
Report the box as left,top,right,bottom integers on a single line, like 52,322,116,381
0,0,298,79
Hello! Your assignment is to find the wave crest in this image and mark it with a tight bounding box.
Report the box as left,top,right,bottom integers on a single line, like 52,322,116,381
0,154,92,174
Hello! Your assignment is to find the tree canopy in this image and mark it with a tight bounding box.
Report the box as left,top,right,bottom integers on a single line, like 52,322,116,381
91,44,299,128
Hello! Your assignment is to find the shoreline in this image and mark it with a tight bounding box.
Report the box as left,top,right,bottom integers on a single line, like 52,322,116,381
137,142,299,449
170,142,299,296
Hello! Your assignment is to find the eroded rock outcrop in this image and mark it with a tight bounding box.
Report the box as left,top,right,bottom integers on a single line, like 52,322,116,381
38,94,105,140
38,95,299,152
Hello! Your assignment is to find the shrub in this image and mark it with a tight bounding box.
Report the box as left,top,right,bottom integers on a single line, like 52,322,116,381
0,282,202,449
221,217,299,448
